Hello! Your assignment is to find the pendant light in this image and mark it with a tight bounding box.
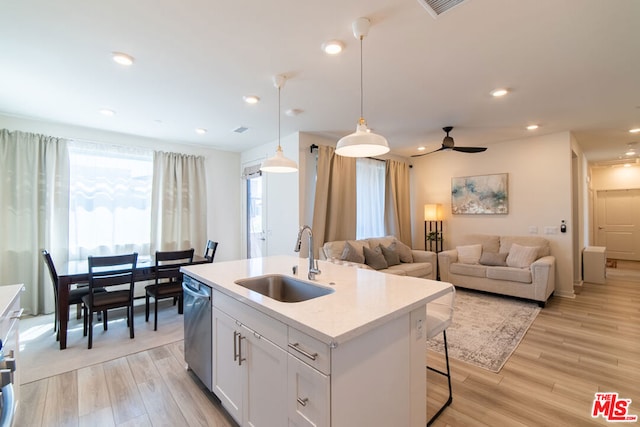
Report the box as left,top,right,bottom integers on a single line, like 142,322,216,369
260,75,298,173
336,17,390,158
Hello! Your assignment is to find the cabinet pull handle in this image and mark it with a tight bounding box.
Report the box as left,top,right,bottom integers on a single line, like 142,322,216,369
10,309,24,320
233,331,239,362
297,397,309,407
288,343,318,361
238,335,246,366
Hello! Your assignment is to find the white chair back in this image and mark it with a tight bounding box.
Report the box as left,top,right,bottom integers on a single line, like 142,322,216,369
426,286,455,340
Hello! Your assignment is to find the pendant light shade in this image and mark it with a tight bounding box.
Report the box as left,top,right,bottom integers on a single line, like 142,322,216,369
261,75,298,173
336,17,390,158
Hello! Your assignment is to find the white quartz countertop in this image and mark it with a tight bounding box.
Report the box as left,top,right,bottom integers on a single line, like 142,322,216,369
182,256,453,346
0,284,23,318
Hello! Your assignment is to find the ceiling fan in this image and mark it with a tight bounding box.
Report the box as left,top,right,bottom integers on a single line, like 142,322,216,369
411,126,487,157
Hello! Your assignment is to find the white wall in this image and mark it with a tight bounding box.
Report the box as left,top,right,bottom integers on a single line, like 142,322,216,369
590,164,640,190
410,132,576,298
0,114,242,261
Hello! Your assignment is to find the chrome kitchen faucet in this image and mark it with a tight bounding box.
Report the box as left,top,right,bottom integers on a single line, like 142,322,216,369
294,225,321,280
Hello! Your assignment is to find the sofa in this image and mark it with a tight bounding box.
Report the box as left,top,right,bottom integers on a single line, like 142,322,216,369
438,234,555,306
319,235,437,280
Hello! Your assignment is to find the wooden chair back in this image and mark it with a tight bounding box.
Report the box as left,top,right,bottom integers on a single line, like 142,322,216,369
87,253,138,302
204,240,219,263
155,248,195,285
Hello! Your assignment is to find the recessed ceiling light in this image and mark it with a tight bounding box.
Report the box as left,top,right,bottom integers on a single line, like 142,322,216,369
625,150,635,156
624,163,632,168
321,40,344,55
243,95,260,104
526,124,539,130
112,52,134,66
99,108,115,116
490,88,509,97
630,128,640,133
195,128,207,135
417,146,426,151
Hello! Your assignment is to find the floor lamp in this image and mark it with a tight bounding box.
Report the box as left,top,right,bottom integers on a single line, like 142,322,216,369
424,203,443,252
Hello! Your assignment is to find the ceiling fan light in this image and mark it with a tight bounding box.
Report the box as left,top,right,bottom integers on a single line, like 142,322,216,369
260,146,298,173
336,121,390,157
322,40,344,55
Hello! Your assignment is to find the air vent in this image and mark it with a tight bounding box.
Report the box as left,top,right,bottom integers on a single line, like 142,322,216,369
417,0,466,18
233,126,249,134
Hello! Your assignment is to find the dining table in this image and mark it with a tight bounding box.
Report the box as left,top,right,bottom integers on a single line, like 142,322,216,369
56,254,209,349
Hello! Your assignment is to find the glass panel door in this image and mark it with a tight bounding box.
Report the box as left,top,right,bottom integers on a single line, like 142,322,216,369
247,174,266,258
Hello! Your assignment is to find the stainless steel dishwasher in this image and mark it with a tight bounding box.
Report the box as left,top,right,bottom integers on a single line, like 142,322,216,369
183,275,212,391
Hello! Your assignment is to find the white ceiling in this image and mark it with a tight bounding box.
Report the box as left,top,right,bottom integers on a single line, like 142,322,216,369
1,0,639,164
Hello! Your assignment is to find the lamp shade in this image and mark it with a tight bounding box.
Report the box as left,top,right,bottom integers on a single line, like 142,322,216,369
260,146,298,173
336,120,390,157
424,203,442,221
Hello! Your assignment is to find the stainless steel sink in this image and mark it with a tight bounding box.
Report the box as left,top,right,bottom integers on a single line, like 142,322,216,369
234,274,334,302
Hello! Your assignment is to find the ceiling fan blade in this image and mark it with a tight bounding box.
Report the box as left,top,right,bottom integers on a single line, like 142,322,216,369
410,146,447,157
452,146,487,153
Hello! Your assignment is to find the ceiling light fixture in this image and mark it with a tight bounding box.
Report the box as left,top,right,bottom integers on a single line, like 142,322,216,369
417,146,426,151
243,95,260,104
490,88,509,97
630,128,640,133
112,52,134,66
526,124,539,130
322,40,344,55
99,108,115,116
260,75,298,173
336,17,390,158
195,128,207,135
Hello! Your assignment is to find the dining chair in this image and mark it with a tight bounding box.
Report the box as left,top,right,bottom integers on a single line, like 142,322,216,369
426,287,456,426
82,252,138,349
41,250,106,341
145,248,195,331
204,240,219,262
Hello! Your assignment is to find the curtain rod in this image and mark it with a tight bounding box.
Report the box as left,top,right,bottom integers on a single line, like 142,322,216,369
309,143,412,167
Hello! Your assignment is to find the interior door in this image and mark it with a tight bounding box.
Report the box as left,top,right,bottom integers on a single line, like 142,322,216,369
595,189,640,261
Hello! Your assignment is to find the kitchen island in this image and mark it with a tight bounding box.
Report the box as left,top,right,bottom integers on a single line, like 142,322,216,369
182,255,453,427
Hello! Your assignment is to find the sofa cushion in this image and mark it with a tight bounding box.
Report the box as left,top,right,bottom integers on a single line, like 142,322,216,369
506,243,539,268
457,244,483,264
387,262,432,278
367,236,397,249
500,236,550,258
379,267,407,276
340,241,366,264
450,263,487,278
479,251,508,266
486,266,532,283
461,234,500,253
363,245,388,270
379,244,401,266
394,240,414,263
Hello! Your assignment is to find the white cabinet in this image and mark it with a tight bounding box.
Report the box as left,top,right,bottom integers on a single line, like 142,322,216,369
212,291,287,427
287,353,329,427
0,284,23,423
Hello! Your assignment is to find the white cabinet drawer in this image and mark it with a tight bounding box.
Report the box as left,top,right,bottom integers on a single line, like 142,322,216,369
288,327,330,375
213,290,288,349
288,354,330,427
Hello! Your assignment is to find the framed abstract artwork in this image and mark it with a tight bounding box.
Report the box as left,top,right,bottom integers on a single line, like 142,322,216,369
451,173,508,214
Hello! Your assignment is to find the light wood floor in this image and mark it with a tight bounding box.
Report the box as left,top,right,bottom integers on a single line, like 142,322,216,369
18,267,639,426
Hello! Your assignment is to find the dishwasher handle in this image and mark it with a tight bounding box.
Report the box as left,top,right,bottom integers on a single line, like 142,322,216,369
182,281,211,301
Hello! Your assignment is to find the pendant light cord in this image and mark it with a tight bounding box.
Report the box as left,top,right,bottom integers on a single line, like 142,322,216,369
359,36,364,121
277,84,281,149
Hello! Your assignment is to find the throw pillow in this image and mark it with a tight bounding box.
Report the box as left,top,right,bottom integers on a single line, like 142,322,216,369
394,240,414,263
457,244,483,264
363,246,388,270
506,243,539,268
479,251,508,266
340,241,365,264
380,244,401,266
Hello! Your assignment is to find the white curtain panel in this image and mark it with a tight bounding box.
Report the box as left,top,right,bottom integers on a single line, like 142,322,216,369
0,129,69,315
151,151,207,255
356,158,386,240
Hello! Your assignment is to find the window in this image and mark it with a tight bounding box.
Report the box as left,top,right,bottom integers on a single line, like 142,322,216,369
68,141,153,261
356,158,385,239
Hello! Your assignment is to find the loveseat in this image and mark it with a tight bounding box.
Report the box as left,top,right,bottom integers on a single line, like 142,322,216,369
319,235,437,280
438,234,555,306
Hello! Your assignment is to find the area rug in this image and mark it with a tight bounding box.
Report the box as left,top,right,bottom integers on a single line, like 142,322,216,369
19,301,184,384
426,288,541,373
